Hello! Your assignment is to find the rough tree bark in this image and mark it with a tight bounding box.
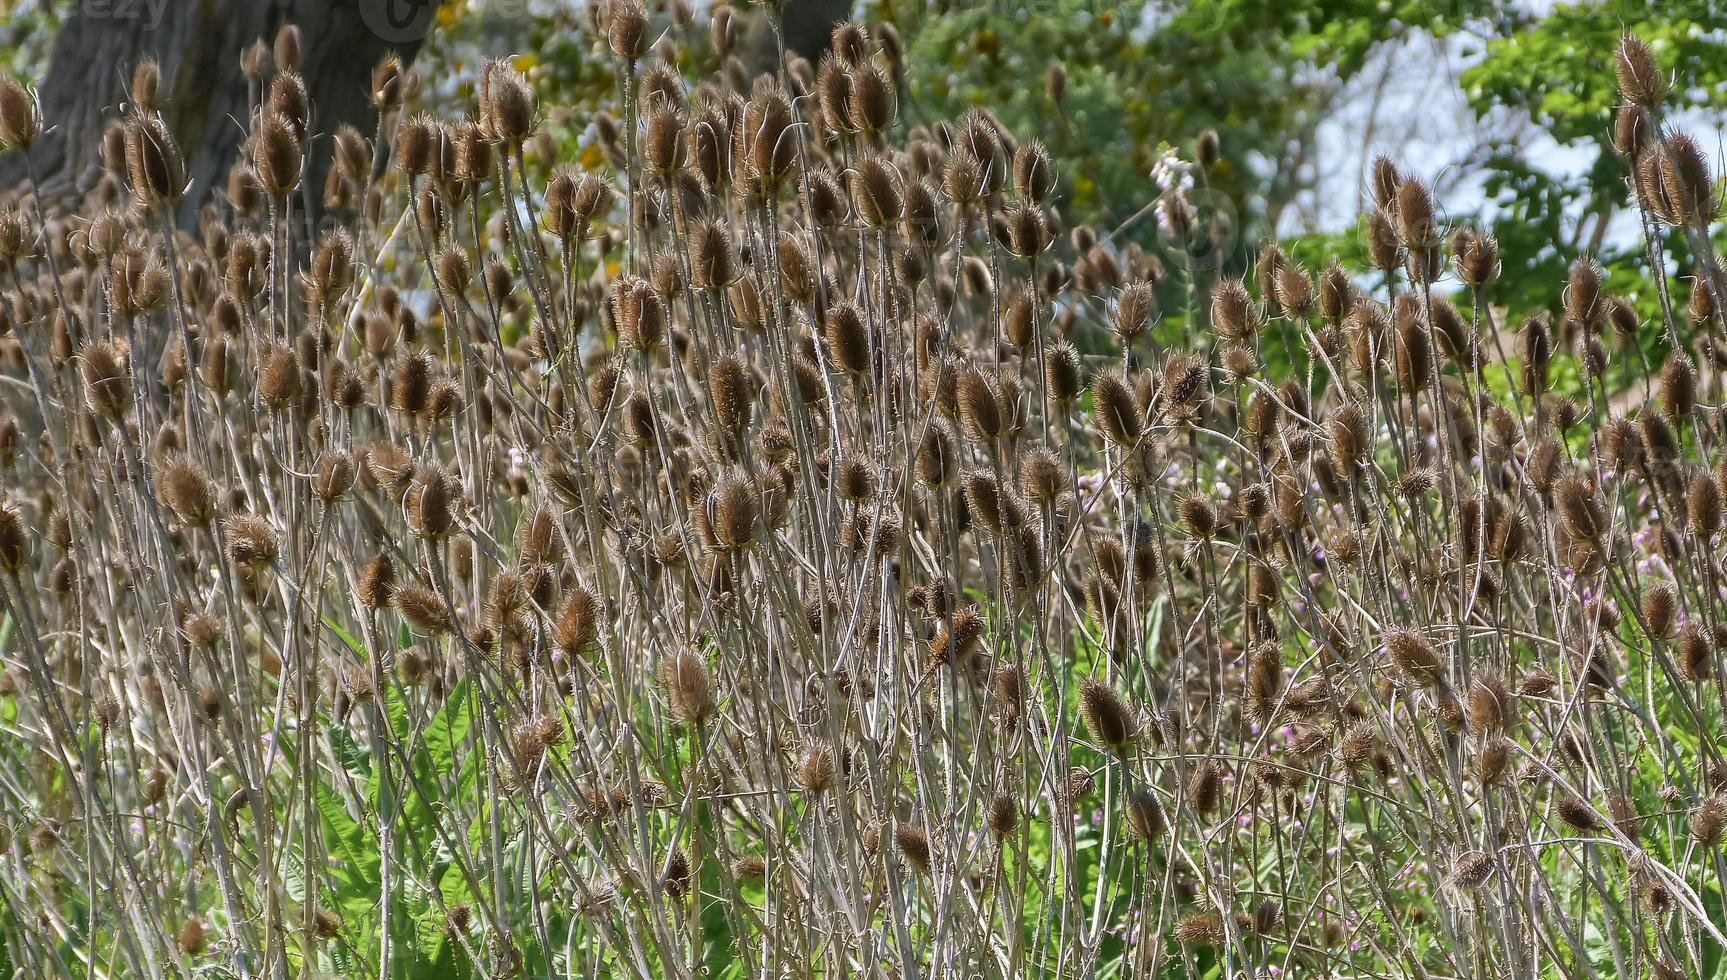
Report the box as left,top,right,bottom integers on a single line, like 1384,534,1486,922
5,0,425,228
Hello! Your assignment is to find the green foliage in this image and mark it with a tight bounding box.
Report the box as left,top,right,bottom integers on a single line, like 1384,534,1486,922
881,0,1489,251
1462,3,1727,148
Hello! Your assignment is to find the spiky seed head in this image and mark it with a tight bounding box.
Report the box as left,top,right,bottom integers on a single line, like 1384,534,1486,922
224,515,278,569
607,0,649,61
986,793,1018,836
1013,142,1055,203
824,302,871,375
1393,177,1436,248
1195,128,1220,169
482,59,536,145
159,463,217,528
1045,342,1082,402
1178,495,1218,539
1018,446,1065,507
849,62,895,135
0,503,26,574
708,353,753,433
1384,629,1444,686
796,745,836,793
1273,261,1314,317
1660,354,1698,420
356,553,396,610
256,343,301,410
1366,210,1401,272
1691,796,1727,846
1556,794,1599,831
1090,370,1141,447
1188,761,1223,814
1078,679,1135,749
81,341,133,419
0,75,40,150
1176,913,1223,947
1452,228,1500,286
956,368,1002,443
1678,624,1714,682
1554,473,1606,543
1688,468,1722,537
312,452,355,504
395,114,437,177
915,420,956,489
405,465,458,540
657,650,716,724
1466,674,1510,734
894,825,931,873
1003,205,1049,258
1615,36,1667,107
1112,281,1156,345
549,585,598,657
1448,851,1497,891
1643,583,1677,638
611,275,664,353
1327,402,1369,474
1125,789,1166,840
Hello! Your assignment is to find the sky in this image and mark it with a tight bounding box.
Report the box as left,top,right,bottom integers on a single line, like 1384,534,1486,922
1303,18,1727,249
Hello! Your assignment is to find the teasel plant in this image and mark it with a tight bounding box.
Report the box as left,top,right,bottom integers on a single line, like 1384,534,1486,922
0,7,1723,979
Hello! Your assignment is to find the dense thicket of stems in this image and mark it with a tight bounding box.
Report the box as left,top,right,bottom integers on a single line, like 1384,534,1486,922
0,14,1722,980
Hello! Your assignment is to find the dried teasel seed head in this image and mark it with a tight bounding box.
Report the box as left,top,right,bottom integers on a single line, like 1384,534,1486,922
1688,468,1722,538
555,586,601,656
81,341,133,419
1466,674,1510,734
1615,35,1667,107
1176,912,1223,947
1556,794,1599,831
395,113,437,177
0,503,28,574
1678,623,1714,682
0,75,41,150
612,275,664,353
1212,279,1260,339
481,59,537,145
1384,628,1445,686
1078,679,1135,749
1659,353,1697,420
253,113,303,198
312,452,356,504
795,744,836,794
1178,495,1218,539
1044,341,1082,402
955,368,1002,443
1124,789,1167,840
159,463,217,528
1691,795,1727,846
1447,851,1497,891
607,0,649,62
894,825,932,873
357,552,396,610
659,650,715,724
1013,141,1055,204
1090,370,1141,447
824,302,871,375
1187,761,1223,814
1643,582,1677,638
405,465,459,539
223,514,278,570
1195,128,1220,169
985,793,1018,836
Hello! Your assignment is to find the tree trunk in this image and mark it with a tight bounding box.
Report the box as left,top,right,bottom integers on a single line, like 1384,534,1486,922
5,0,425,229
